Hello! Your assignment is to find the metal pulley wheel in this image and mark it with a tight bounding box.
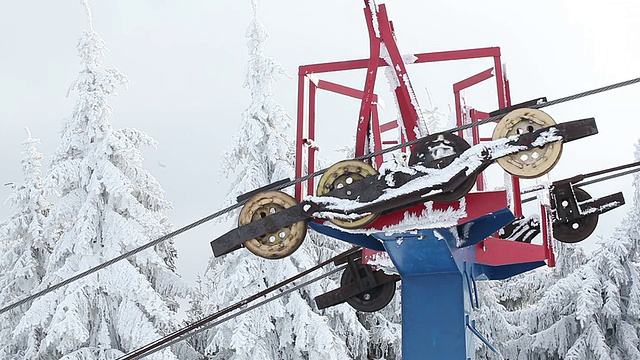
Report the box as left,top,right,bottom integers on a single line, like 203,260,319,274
408,133,476,202
553,187,599,243
316,160,379,229
340,266,396,312
238,191,307,259
492,108,562,178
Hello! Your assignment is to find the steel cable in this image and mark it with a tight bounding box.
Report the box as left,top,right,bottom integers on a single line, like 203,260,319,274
521,166,640,204
531,77,640,109
0,202,245,315
1,76,638,316
579,167,640,187
119,264,348,359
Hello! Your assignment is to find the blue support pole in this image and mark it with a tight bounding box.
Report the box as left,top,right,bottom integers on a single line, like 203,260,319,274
372,209,514,360
308,208,527,359
401,270,472,359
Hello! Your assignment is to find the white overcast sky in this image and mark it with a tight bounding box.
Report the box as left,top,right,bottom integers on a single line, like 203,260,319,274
1,0,639,285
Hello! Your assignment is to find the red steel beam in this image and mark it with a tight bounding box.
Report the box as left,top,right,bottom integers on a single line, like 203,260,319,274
379,120,399,133
414,47,501,64
370,104,383,167
295,74,306,200
298,47,503,75
353,4,382,158
453,68,494,142
453,68,494,93
307,82,317,196
317,80,367,100
377,3,421,141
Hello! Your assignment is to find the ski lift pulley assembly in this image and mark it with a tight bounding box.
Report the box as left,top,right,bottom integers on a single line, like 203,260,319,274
211,115,598,259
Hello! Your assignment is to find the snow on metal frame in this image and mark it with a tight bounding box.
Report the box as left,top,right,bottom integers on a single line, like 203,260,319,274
308,128,563,214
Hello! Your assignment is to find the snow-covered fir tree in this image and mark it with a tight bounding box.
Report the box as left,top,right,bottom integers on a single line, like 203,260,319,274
475,241,590,359
12,2,192,359
0,129,52,358
192,1,380,358
421,87,454,133
487,139,640,359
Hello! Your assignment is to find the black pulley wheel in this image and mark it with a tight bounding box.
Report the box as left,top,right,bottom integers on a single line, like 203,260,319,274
408,133,476,202
553,187,599,243
431,173,477,203
341,266,395,312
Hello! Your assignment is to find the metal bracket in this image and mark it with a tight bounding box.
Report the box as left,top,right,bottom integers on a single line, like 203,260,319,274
463,263,480,310
466,315,499,354
551,184,625,223
498,215,541,243
314,256,400,310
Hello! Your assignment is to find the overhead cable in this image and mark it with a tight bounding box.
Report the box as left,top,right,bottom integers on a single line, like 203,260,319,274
1,76,638,316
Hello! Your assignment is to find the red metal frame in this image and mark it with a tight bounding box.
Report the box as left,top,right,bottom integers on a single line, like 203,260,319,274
451,69,557,264
294,1,555,267
452,66,525,217
296,44,515,200
296,3,424,198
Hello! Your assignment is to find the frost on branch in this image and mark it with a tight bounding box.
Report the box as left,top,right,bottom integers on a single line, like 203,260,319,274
493,138,640,359
192,1,378,358
0,129,52,358
12,2,192,358
219,0,293,204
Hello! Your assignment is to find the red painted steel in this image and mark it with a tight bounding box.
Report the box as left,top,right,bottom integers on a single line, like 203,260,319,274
453,68,495,193
292,0,554,268
362,191,508,265
541,204,556,267
494,58,508,109
469,109,485,191
376,4,422,141
360,191,507,233
355,5,383,159
297,47,502,75
413,47,501,63
475,237,548,265
317,80,371,100
450,60,526,217
453,68,495,93
295,74,305,200
307,83,317,196
380,120,399,133
370,104,384,167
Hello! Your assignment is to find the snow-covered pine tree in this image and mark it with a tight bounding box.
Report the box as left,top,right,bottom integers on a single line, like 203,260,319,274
421,87,453,133
0,129,52,358
475,224,590,358
193,1,372,358
474,241,589,358
12,2,193,359
501,139,640,359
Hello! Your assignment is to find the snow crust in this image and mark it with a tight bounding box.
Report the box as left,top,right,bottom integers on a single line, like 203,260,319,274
367,251,398,276
319,198,467,237
368,1,380,38
579,200,622,216
307,128,563,217
196,2,386,358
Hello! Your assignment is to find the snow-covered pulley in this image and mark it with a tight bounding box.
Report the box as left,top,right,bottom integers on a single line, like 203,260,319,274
552,187,598,243
238,191,307,259
316,160,379,229
492,108,562,178
409,133,476,202
340,265,396,312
